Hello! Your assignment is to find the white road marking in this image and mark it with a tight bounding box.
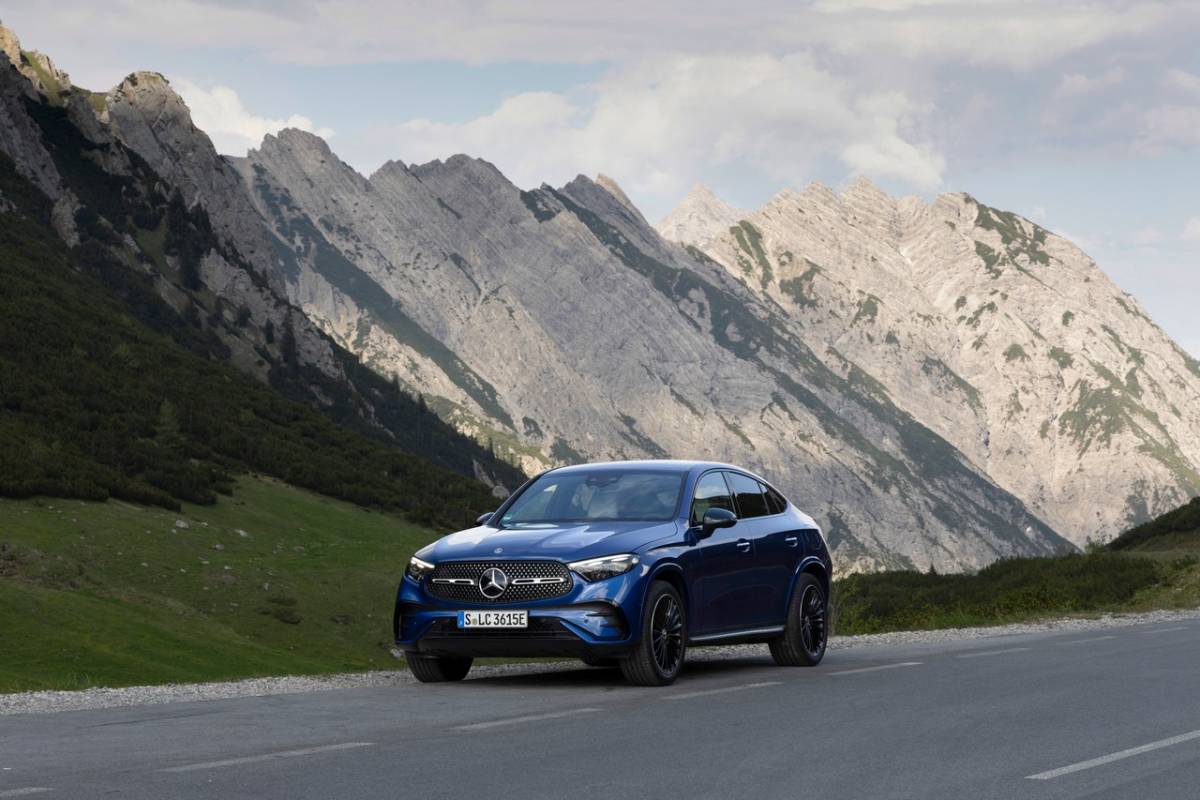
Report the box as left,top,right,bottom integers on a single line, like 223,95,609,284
1142,626,1189,635
160,742,374,773
830,661,922,675
0,789,52,798
454,707,601,731
663,681,782,701
1057,635,1117,646
956,647,1031,659
1026,728,1200,780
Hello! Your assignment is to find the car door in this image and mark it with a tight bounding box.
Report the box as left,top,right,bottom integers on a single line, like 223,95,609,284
687,471,759,635
723,472,785,627
753,480,805,624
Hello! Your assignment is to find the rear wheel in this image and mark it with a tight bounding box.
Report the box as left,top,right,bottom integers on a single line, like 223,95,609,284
769,573,827,667
620,581,686,686
407,654,473,682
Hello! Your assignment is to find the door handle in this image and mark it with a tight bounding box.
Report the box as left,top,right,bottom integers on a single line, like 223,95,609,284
785,535,799,548
736,539,751,552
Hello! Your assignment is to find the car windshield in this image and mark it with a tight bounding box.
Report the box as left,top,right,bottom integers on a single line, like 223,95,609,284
499,470,685,525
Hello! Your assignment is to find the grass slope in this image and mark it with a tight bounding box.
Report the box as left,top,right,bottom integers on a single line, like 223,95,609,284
0,476,435,693
834,497,1200,634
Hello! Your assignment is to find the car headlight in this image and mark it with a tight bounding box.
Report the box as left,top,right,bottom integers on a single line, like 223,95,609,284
406,555,435,581
568,553,639,582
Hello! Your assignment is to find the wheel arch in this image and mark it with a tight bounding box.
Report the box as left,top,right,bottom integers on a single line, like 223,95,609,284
646,561,689,617
794,557,830,603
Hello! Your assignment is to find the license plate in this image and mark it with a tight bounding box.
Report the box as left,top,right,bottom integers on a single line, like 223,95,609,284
457,610,528,628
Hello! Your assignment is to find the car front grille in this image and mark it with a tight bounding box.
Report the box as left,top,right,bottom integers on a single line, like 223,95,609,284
426,560,574,604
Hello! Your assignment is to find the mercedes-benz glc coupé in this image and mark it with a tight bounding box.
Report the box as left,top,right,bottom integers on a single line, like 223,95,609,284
394,460,831,686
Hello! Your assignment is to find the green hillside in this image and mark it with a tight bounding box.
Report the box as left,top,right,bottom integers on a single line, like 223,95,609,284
1107,497,1200,552
0,476,435,692
0,152,500,530
833,496,1200,634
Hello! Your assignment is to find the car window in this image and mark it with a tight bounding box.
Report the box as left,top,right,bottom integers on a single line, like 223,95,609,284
690,472,734,526
500,470,685,525
764,484,788,515
727,472,770,518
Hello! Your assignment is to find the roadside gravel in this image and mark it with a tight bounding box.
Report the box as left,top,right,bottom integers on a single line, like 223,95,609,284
4,607,1198,716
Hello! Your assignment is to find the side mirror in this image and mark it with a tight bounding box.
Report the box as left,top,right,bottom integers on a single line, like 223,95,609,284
698,507,737,539
476,511,495,526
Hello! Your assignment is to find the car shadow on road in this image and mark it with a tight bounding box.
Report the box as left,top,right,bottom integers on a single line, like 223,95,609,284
462,655,779,690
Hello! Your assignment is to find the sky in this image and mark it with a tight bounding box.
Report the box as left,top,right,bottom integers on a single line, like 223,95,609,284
3,0,1198,357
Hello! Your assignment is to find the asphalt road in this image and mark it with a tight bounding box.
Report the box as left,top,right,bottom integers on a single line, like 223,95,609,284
2,619,1199,799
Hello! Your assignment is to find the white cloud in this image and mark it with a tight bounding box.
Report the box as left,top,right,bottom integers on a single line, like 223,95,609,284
172,79,334,156
1128,225,1164,246
1055,67,1125,98
365,53,945,208
6,0,1180,73
1182,217,1200,241
1137,103,1200,151
1163,68,1200,94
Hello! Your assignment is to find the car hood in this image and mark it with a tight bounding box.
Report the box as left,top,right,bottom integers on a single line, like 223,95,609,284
419,520,679,563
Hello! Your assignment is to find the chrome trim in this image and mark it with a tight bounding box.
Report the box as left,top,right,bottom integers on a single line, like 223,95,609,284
511,576,566,586
689,625,785,643
431,578,475,586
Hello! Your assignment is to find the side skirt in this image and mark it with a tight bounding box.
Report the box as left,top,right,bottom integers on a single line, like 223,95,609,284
687,625,785,647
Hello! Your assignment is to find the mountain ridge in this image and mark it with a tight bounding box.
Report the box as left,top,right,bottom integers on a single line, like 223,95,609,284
6,20,1188,571
657,177,1200,547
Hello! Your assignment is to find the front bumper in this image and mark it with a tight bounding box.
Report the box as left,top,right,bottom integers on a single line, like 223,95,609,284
394,563,645,658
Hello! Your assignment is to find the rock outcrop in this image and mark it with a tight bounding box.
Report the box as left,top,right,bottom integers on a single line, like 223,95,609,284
233,130,1068,571
661,176,1200,547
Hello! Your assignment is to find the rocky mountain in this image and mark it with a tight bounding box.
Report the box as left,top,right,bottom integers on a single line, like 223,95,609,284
7,20,1184,571
655,183,744,251
0,23,521,496
204,127,1067,572
657,177,1200,547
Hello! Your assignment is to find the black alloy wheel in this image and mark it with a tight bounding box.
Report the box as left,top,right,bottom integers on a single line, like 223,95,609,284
769,573,828,667
620,581,687,686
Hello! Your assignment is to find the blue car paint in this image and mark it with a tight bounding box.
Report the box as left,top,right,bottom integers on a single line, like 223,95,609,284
394,460,831,659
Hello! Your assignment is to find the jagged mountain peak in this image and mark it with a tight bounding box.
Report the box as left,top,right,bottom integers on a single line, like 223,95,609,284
840,174,895,206
0,23,73,102
0,21,23,66
260,126,335,157
406,153,509,189
369,158,410,180
655,181,745,248
594,173,644,221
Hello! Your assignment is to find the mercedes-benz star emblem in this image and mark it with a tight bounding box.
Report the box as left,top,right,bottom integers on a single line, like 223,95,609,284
478,567,509,599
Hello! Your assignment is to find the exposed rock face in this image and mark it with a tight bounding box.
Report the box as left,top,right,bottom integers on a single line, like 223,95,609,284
6,18,1180,568
0,22,521,491
661,176,1200,547
655,183,745,251
232,130,1067,572
104,71,287,296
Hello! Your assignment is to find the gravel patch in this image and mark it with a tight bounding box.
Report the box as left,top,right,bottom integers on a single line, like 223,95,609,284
4,607,1197,716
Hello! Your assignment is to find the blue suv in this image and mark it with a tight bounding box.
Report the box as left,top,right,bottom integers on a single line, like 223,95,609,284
394,460,831,685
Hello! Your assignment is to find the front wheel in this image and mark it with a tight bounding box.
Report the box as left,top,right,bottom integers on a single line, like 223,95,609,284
407,654,473,682
769,573,827,666
619,581,686,686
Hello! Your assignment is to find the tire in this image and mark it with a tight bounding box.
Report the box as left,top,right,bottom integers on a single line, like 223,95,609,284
407,654,473,682
769,573,828,667
619,580,686,686
580,654,619,668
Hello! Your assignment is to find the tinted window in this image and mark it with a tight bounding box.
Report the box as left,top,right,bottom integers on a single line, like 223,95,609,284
500,470,684,525
764,485,788,515
727,472,770,518
690,472,734,526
